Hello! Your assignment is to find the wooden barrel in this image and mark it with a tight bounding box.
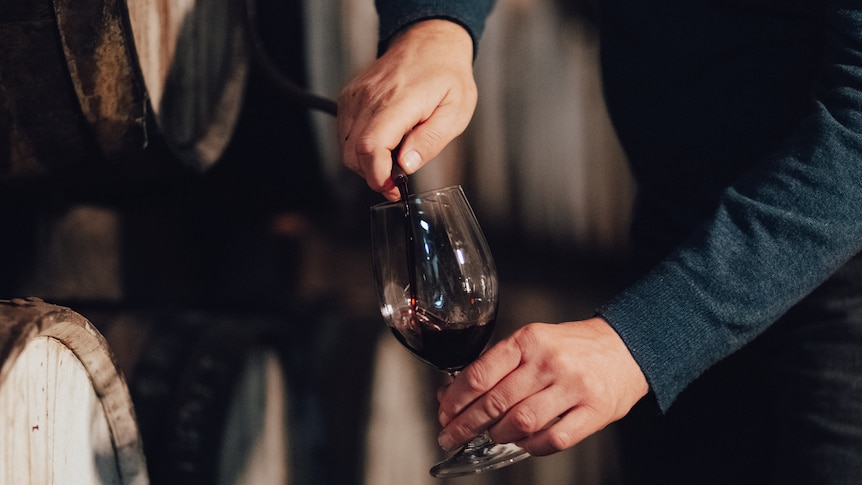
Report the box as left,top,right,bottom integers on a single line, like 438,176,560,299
0,0,248,179
118,0,249,169
0,297,148,485
94,305,380,485
98,310,293,485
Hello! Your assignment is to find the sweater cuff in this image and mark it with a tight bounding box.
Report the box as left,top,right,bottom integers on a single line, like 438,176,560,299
595,260,737,412
375,1,495,58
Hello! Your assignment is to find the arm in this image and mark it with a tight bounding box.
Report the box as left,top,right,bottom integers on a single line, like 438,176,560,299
598,4,862,411
437,2,862,454
337,1,495,200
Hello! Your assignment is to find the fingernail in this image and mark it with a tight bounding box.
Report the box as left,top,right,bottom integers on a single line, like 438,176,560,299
402,149,421,172
438,431,455,451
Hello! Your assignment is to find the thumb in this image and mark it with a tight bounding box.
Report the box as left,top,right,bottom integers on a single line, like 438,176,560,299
396,108,471,174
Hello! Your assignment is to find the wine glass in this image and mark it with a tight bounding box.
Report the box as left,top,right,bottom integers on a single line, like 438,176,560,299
370,185,530,478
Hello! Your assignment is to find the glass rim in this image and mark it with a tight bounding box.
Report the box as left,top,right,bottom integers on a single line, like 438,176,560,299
370,185,465,211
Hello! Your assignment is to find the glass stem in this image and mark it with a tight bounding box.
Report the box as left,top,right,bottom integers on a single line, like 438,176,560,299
463,433,494,454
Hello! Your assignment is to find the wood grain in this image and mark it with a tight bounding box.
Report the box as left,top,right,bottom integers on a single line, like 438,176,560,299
0,298,148,485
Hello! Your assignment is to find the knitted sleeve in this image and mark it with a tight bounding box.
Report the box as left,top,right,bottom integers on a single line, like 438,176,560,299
598,4,862,411
374,0,496,57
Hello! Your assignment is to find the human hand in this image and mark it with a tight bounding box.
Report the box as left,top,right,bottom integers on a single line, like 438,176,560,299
337,20,478,200
436,317,649,456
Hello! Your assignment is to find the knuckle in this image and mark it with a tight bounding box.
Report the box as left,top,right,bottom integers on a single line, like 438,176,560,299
354,137,377,158
511,323,544,352
508,406,539,434
541,351,572,375
419,127,444,148
480,391,510,421
463,360,492,393
450,420,477,443
366,177,387,193
544,428,574,454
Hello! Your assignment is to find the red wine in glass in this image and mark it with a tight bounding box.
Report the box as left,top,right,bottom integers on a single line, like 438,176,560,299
389,306,496,373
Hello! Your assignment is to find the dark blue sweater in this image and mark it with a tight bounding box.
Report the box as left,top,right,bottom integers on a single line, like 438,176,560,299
377,0,862,411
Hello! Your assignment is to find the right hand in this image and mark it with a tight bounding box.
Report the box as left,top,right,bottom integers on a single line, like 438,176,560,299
337,19,478,200
436,318,649,456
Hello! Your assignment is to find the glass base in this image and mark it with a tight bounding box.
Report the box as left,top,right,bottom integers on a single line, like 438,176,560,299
429,434,530,478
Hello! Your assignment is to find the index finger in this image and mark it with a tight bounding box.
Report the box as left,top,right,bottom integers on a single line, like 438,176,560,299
339,93,425,196
437,336,524,425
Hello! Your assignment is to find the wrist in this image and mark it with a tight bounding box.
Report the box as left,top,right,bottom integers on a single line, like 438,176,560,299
386,19,475,63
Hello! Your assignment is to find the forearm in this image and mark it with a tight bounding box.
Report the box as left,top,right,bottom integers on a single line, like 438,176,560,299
598,3,862,412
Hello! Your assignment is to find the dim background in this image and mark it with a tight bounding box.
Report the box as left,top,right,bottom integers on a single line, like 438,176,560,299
1,0,637,483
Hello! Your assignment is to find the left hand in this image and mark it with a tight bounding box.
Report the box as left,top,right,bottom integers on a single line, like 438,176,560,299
436,317,649,456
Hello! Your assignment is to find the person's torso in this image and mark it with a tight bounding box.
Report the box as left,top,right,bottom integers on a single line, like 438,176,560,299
599,0,826,250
